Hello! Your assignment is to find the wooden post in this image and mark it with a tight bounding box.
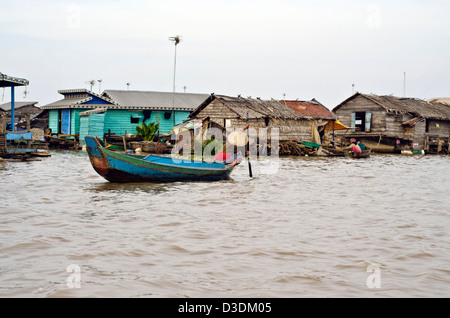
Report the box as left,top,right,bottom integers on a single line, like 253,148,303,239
26,114,31,149
122,136,127,152
0,113,6,156
10,87,16,131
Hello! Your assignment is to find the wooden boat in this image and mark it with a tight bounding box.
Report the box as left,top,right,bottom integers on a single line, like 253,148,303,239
44,134,81,150
97,138,125,151
85,135,235,183
349,147,371,158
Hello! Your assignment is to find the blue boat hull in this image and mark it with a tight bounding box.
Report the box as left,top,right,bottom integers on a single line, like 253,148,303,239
85,136,234,183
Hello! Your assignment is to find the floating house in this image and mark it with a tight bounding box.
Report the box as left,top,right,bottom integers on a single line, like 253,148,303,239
0,101,41,117
332,93,450,153
189,94,334,143
41,89,116,136
41,89,209,143
0,72,45,158
101,90,209,135
0,72,29,131
0,101,42,129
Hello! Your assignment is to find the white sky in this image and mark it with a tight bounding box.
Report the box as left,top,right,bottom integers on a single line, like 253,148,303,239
1,0,449,109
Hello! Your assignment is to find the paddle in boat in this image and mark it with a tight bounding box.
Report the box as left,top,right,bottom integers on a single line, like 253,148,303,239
84,135,235,183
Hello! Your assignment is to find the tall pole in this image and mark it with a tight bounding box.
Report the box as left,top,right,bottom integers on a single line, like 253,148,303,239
403,72,406,97
169,35,181,129
11,86,15,131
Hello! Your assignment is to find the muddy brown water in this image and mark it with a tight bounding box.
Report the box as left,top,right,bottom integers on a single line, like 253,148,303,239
0,151,449,297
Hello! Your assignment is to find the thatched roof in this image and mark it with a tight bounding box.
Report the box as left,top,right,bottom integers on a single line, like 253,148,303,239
190,94,309,120
333,93,450,121
428,97,450,105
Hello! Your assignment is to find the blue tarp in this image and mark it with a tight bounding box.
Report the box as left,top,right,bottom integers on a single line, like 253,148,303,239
6,131,32,140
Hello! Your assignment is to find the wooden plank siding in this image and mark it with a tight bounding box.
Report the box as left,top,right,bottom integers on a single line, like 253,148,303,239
70,109,85,136
333,93,450,152
334,95,386,134
48,110,59,133
103,110,143,136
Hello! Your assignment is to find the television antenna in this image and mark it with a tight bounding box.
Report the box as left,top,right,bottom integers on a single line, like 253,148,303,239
85,80,95,91
169,35,182,128
97,79,103,94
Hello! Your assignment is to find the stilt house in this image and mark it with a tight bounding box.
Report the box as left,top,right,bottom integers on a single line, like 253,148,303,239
332,93,450,153
189,94,333,143
41,89,209,143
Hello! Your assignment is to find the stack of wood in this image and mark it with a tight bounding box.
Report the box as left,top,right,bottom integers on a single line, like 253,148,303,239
278,140,318,156
321,146,345,157
129,141,171,154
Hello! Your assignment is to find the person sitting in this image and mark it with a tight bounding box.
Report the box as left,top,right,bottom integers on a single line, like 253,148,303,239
358,141,366,151
344,138,361,154
215,144,242,166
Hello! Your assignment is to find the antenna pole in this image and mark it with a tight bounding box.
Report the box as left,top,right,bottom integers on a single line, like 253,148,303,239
169,35,182,129
403,72,406,97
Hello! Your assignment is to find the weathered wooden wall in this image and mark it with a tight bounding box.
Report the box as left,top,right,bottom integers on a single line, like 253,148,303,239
334,95,386,133
426,119,450,138
334,95,450,150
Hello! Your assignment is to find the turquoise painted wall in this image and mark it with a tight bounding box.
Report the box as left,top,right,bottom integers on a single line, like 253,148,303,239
48,110,59,133
79,116,89,142
48,109,86,135
79,113,106,143
148,110,190,134
103,110,143,136
70,109,85,135
49,109,191,136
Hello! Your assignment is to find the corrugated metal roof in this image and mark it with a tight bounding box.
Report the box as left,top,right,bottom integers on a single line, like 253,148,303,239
42,97,92,108
0,101,39,111
103,90,209,110
281,100,334,119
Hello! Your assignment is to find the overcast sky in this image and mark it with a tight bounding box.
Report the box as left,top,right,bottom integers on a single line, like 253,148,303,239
1,0,449,109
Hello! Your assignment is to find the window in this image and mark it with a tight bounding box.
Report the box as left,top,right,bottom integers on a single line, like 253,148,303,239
351,111,372,132
130,116,139,124
355,112,366,132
